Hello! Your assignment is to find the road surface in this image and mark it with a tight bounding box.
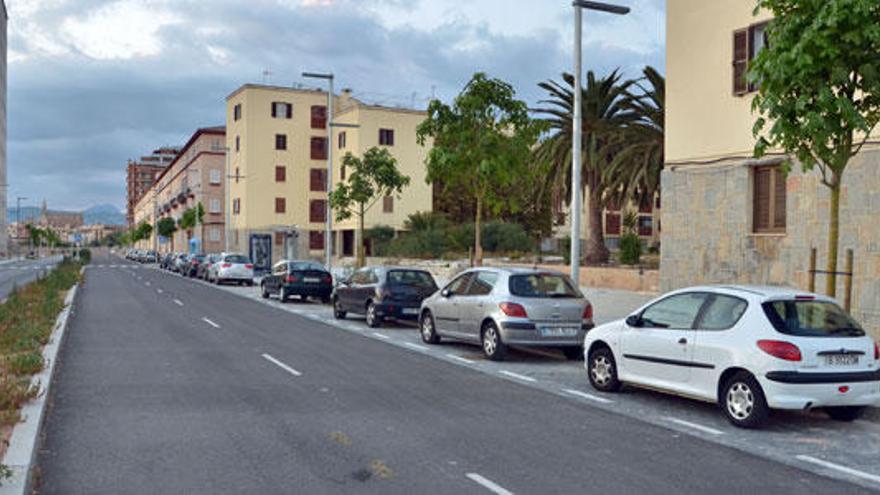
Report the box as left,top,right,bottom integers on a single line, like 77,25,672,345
0,255,62,301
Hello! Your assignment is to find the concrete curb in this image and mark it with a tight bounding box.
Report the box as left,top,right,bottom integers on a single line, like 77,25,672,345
0,284,79,494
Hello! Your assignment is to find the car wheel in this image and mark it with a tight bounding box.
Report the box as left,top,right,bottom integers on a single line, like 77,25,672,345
279,287,288,303
481,322,507,361
824,406,866,422
721,371,769,429
366,302,381,328
321,296,331,305
587,347,621,392
333,298,346,319
420,311,440,344
300,295,308,302
261,283,270,299
562,346,584,361
247,280,254,287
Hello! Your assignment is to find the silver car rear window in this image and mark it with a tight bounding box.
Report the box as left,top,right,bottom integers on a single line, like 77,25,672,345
224,255,250,264
509,274,580,298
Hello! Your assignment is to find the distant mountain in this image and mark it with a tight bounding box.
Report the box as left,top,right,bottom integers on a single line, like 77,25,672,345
7,204,126,226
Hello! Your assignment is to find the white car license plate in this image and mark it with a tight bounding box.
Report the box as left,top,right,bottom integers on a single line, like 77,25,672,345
402,308,419,315
824,354,859,366
539,326,578,337
303,277,320,283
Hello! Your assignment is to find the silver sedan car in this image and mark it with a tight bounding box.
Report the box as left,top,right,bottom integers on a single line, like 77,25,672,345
419,268,594,361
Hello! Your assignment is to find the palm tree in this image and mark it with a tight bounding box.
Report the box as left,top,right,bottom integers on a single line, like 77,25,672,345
534,70,636,264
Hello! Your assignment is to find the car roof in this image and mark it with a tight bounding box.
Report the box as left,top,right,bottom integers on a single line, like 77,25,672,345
463,266,568,276
668,284,835,303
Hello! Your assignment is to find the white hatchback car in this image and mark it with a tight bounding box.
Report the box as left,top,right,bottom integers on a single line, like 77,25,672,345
584,286,880,428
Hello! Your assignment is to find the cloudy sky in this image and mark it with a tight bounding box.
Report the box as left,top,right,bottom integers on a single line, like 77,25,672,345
8,0,665,212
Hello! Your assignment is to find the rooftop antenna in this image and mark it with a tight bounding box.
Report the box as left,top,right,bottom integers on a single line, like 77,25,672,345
261,68,273,84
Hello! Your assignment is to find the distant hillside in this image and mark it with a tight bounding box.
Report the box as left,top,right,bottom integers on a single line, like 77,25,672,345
7,204,126,226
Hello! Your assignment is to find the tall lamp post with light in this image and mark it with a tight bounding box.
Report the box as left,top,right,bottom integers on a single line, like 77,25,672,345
569,0,630,284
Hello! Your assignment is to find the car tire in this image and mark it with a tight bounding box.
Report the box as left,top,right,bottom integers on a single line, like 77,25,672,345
261,283,270,299
321,296,331,305
247,281,254,287
300,295,308,302
366,302,381,328
420,311,440,344
824,406,866,422
333,298,346,319
481,322,507,361
721,371,769,429
562,346,584,361
587,346,621,392
279,287,289,303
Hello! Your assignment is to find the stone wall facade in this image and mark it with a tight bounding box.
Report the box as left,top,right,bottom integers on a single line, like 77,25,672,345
660,147,880,338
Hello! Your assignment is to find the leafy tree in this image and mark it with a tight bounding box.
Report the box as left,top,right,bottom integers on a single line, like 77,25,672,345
157,217,178,251
131,221,153,244
417,72,544,266
330,147,411,267
404,211,450,232
751,0,880,297
534,70,636,264
178,207,197,240
366,225,396,257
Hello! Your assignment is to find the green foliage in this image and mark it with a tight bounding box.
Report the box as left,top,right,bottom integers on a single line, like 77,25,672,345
131,221,153,242
622,210,638,234
8,351,43,375
619,233,642,266
385,221,533,259
178,208,197,231
480,221,532,253
157,216,178,239
365,225,396,256
0,462,12,485
78,248,92,264
404,211,450,232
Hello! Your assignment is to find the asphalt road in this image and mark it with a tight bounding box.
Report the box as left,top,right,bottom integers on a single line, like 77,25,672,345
35,252,873,494
0,255,62,300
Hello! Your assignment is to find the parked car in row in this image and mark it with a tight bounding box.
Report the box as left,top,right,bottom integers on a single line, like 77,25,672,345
206,253,254,285
262,260,333,303
419,268,592,361
334,266,438,328
198,254,222,280
583,285,880,428
182,254,207,277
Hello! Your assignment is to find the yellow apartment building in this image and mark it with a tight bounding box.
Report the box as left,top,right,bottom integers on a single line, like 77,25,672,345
132,126,227,253
663,0,880,333
225,84,432,271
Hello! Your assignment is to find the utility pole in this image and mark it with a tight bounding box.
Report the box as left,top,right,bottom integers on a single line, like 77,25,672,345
302,71,335,270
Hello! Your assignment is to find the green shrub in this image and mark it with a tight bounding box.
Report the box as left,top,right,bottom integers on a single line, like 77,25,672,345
8,351,43,375
366,225,395,256
619,233,642,265
481,221,532,253
78,248,92,264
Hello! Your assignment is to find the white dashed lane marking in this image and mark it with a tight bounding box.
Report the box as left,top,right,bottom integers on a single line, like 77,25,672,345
404,342,428,351
173,299,184,306
796,455,880,485
664,417,724,436
498,370,536,383
372,332,390,340
261,353,302,377
201,317,221,329
466,473,514,495
562,388,613,404
446,354,476,365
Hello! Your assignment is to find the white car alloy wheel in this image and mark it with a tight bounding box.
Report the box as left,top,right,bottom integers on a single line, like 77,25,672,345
726,382,754,421
366,303,380,328
591,355,613,387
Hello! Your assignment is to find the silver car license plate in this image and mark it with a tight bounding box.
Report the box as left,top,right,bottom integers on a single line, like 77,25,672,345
539,326,578,337
824,354,859,366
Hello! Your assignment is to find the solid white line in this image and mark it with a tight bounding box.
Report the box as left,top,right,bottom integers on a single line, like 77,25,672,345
562,388,613,404
261,353,302,377
372,332,390,339
664,417,724,436
404,342,428,351
156,289,163,294
446,354,476,365
466,473,514,495
498,370,536,383
173,299,184,306
796,455,880,485
201,317,220,329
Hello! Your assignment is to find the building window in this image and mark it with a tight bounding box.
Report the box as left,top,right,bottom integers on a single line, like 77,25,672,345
605,212,621,235
311,105,327,129
310,199,326,223
209,169,222,185
379,128,395,146
275,197,286,214
638,195,653,213
309,231,324,250
638,216,653,237
275,165,286,182
275,232,285,246
275,134,287,150
383,196,393,213
232,198,240,215
311,137,327,160
271,102,292,119
234,167,241,183
338,131,346,149
235,135,240,152
733,22,768,96
310,168,327,191
753,165,786,233
340,164,346,181
209,228,221,242
233,103,242,121
209,198,221,214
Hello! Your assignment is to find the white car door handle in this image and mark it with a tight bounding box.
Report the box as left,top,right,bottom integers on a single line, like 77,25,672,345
678,337,688,345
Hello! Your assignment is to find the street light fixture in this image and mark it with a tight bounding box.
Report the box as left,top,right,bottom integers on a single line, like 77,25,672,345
302,71,335,271
569,0,630,285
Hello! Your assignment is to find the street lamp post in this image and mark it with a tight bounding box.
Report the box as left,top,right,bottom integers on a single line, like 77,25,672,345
302,71,335,271
570,0,630,285
16,196,27,257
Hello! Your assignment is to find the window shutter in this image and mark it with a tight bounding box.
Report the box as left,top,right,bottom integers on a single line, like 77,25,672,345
733,29,749,95
605,212,621,235
310,200,326,223
773,167,786,229
275,166,286,182
271,102,277,118
383,196,393,213
753,167,772,231
286,103,293,119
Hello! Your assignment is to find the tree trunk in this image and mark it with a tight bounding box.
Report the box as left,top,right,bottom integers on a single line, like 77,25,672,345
825,180,841,297
474,195,483,266
357,203,365,268
583,186,609,265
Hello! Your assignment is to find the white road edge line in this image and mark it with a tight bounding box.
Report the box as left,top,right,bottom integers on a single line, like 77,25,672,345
446,354,476,365
664,417,724,436
156,289,163,294
404,342,428,351
372,332,390,339
498,370,536,383
173,299,184,306
145,282,150,286
562,388,613,404
261,353,302,377
201,317,220,329
796,455,880,485
466,473,514,495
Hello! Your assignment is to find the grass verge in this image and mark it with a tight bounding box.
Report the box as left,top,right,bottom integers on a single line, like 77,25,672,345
0,259,82,485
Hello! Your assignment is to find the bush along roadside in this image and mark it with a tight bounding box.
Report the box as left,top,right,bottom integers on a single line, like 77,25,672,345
0,260,82,485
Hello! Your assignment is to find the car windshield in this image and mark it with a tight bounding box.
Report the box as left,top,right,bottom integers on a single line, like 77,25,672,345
762,299,866,337
290,262,324,271
387,270,436,289
225,255,250,264
509,273,581,298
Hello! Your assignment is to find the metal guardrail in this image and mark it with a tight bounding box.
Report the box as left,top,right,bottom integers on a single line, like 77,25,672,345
808,247,854,312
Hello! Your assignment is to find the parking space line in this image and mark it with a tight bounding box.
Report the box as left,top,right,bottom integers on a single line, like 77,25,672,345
664,417,724,436
201,317,221,329
562,388,613,404
796,455,880,485
173,299,184,306
446,354,476,365
466,473,513,495
261,353,302,377
372,332,390,340
404,342,428,351
498,370,536,383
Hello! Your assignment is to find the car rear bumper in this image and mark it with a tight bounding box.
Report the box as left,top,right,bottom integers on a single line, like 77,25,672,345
282,283,332,298
498,324,586,347
760,371,880,409
374,302,422,320
218,270,253,280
